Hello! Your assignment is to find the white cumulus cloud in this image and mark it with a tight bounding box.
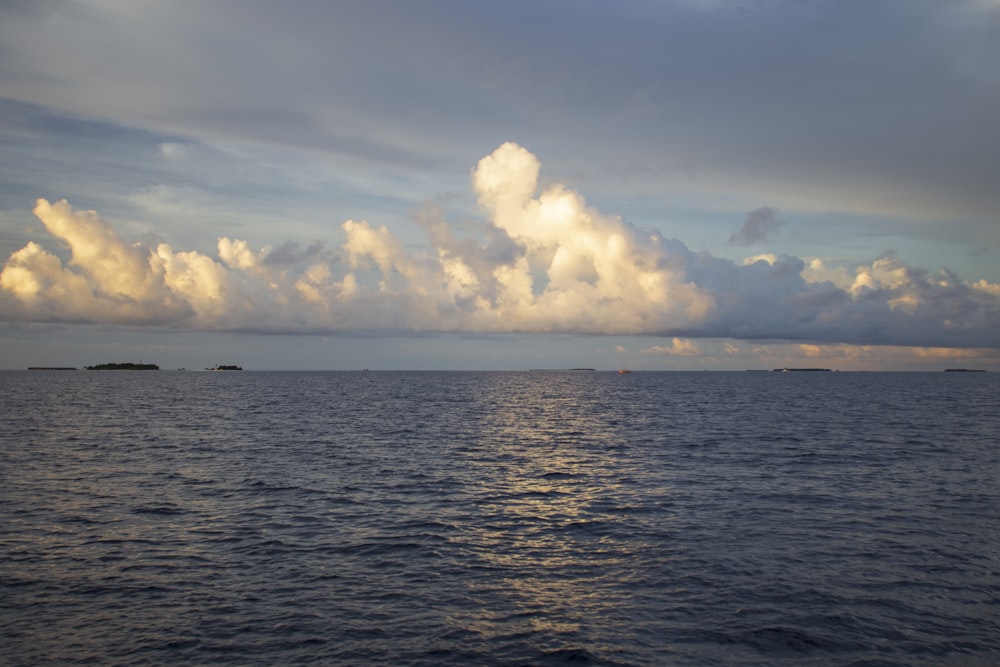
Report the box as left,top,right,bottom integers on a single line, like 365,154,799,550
1,144,998,348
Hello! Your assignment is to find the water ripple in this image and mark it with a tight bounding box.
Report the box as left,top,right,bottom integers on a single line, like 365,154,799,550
1,370,998,666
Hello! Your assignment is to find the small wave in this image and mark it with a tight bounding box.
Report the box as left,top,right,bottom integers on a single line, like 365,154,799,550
707,625,833,654
540,471,578,480
518,647,625,666
131,504,185,516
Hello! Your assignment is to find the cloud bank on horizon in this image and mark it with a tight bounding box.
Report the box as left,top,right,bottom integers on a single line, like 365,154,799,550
3,143,998,349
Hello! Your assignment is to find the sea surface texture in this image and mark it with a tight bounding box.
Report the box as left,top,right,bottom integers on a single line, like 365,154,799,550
1,370,998,666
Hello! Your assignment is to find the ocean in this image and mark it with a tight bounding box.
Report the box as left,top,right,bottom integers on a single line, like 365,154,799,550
1,370,997,666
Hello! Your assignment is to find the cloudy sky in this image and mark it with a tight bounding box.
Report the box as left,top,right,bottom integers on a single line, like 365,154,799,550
1,0,998,370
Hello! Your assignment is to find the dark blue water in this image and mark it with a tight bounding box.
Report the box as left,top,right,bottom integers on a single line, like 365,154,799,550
1,370,998,666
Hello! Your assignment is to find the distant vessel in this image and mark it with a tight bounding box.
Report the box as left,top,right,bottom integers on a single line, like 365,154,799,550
774,368,831,372
210,365,243,371
618,369,632,374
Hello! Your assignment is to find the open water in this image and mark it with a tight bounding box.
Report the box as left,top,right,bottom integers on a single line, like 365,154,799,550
1,370,998,666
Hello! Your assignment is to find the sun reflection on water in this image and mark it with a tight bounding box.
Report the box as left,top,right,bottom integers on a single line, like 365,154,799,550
455,372,656,648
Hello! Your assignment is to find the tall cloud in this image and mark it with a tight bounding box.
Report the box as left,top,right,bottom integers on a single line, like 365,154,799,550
2,143,998,348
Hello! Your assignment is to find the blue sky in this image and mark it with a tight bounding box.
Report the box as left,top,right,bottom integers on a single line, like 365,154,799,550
1,0,998,370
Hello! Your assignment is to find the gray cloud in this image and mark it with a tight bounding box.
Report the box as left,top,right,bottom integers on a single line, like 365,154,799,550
261,241,330,267
729,206,785,246
0,0,997,221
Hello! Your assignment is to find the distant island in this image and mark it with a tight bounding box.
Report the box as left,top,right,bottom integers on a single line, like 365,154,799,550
944,368,986,372
86,362,159,370
210,365,243,371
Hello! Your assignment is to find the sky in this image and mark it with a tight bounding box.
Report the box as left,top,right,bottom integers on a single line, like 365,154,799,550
1,0,998,371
